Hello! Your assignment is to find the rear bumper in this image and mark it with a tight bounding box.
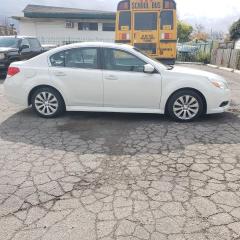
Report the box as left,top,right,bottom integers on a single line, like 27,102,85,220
157,58,176,65
3,77,28,107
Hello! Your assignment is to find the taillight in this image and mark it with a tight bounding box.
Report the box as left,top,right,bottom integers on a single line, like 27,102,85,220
121,33,130,40
7,67,20,77
161,33,172,40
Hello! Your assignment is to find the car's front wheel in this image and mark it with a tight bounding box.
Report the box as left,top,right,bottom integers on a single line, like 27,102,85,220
31,87,65,118
167,90,204,122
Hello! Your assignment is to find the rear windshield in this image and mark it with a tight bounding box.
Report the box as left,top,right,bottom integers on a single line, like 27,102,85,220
134,12,157,30
119,11,131,30
0,38,19,48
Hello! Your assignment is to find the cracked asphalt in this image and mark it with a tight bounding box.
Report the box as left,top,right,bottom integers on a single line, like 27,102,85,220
0,64,240,240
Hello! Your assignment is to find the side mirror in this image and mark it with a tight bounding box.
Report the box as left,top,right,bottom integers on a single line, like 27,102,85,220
144,64,155,73
20,45,30,52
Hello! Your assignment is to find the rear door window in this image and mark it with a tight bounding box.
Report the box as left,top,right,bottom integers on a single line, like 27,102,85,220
50,48,99,69
28,38,42,51
65,48,98,69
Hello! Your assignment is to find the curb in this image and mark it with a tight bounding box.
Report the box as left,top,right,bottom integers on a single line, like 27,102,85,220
207,64,240,74
207,64,218,69
176,61,204,65
219,67,234,72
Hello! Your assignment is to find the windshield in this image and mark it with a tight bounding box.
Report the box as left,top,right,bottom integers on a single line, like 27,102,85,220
133,47,168,69
0,38,19,48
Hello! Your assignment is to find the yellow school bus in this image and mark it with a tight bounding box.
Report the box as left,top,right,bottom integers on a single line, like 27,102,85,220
115,0,177,64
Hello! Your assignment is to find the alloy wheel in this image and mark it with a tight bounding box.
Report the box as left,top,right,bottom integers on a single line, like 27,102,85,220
34,91,59,116
173,95,199,120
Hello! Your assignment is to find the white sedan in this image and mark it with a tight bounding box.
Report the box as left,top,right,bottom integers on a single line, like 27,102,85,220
4,42,231,122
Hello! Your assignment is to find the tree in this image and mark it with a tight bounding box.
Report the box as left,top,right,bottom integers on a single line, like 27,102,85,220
177,21,193,43
230,18,240,41
192,24,209,42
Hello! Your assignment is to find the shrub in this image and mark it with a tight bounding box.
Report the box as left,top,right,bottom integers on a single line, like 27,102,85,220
196,51,211,64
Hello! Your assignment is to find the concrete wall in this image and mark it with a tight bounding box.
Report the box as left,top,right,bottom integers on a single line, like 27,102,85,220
18,18,115,45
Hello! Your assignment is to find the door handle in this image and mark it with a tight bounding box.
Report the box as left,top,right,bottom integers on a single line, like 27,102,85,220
105,75,118,80
55,71,66,76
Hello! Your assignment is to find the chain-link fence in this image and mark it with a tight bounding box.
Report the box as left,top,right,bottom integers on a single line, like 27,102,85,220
177,42,213,63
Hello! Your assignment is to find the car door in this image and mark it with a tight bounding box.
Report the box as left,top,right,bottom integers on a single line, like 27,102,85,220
102,48,162,109
27,38,43,57
49,47,103,107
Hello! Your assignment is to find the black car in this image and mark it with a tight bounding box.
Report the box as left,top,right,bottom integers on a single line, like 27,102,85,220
0,36,43,78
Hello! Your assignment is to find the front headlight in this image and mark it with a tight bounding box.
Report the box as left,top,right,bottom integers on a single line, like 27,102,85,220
210,80,228,90
0,53,5,60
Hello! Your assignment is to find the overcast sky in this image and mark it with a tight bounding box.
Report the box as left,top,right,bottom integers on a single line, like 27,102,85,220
0,0,240,31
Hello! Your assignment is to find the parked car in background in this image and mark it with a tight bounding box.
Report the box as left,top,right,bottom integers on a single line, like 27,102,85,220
4,42,231,122
42,44,58,52
177,43,199,62
0,36,43,78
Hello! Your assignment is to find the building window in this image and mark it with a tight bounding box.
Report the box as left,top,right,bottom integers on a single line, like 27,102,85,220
78,23,98,31
66,21,74,28
102,23,115,31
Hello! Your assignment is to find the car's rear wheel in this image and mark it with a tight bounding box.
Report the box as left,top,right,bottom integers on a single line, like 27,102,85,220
31,87,65,118
167,90,204,122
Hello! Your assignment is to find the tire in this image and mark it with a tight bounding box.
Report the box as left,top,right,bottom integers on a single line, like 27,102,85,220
167,89,204,122
31,87,65,118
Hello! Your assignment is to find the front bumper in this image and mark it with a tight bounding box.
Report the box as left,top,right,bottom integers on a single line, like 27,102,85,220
207,89,231,114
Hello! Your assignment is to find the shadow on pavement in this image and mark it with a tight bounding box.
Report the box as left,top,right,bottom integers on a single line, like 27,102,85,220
0,108,240,155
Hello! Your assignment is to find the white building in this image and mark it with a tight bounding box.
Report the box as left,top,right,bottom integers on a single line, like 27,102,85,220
235,39,240,50
13,4,116,45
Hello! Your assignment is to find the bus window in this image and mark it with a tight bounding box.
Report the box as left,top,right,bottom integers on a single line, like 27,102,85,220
160,11,173,30
163,0,176,9
134,12,157,31
119,11,131,30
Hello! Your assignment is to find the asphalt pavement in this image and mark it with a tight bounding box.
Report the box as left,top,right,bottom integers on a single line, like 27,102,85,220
0,65,240,240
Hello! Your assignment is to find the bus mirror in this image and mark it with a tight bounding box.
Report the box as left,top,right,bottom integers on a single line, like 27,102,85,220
144,64,155,73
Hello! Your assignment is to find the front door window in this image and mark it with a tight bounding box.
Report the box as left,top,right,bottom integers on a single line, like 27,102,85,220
103,48,145,72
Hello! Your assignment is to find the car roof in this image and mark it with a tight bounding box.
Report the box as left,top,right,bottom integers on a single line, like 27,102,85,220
48,42,134,53
65,42,133,48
